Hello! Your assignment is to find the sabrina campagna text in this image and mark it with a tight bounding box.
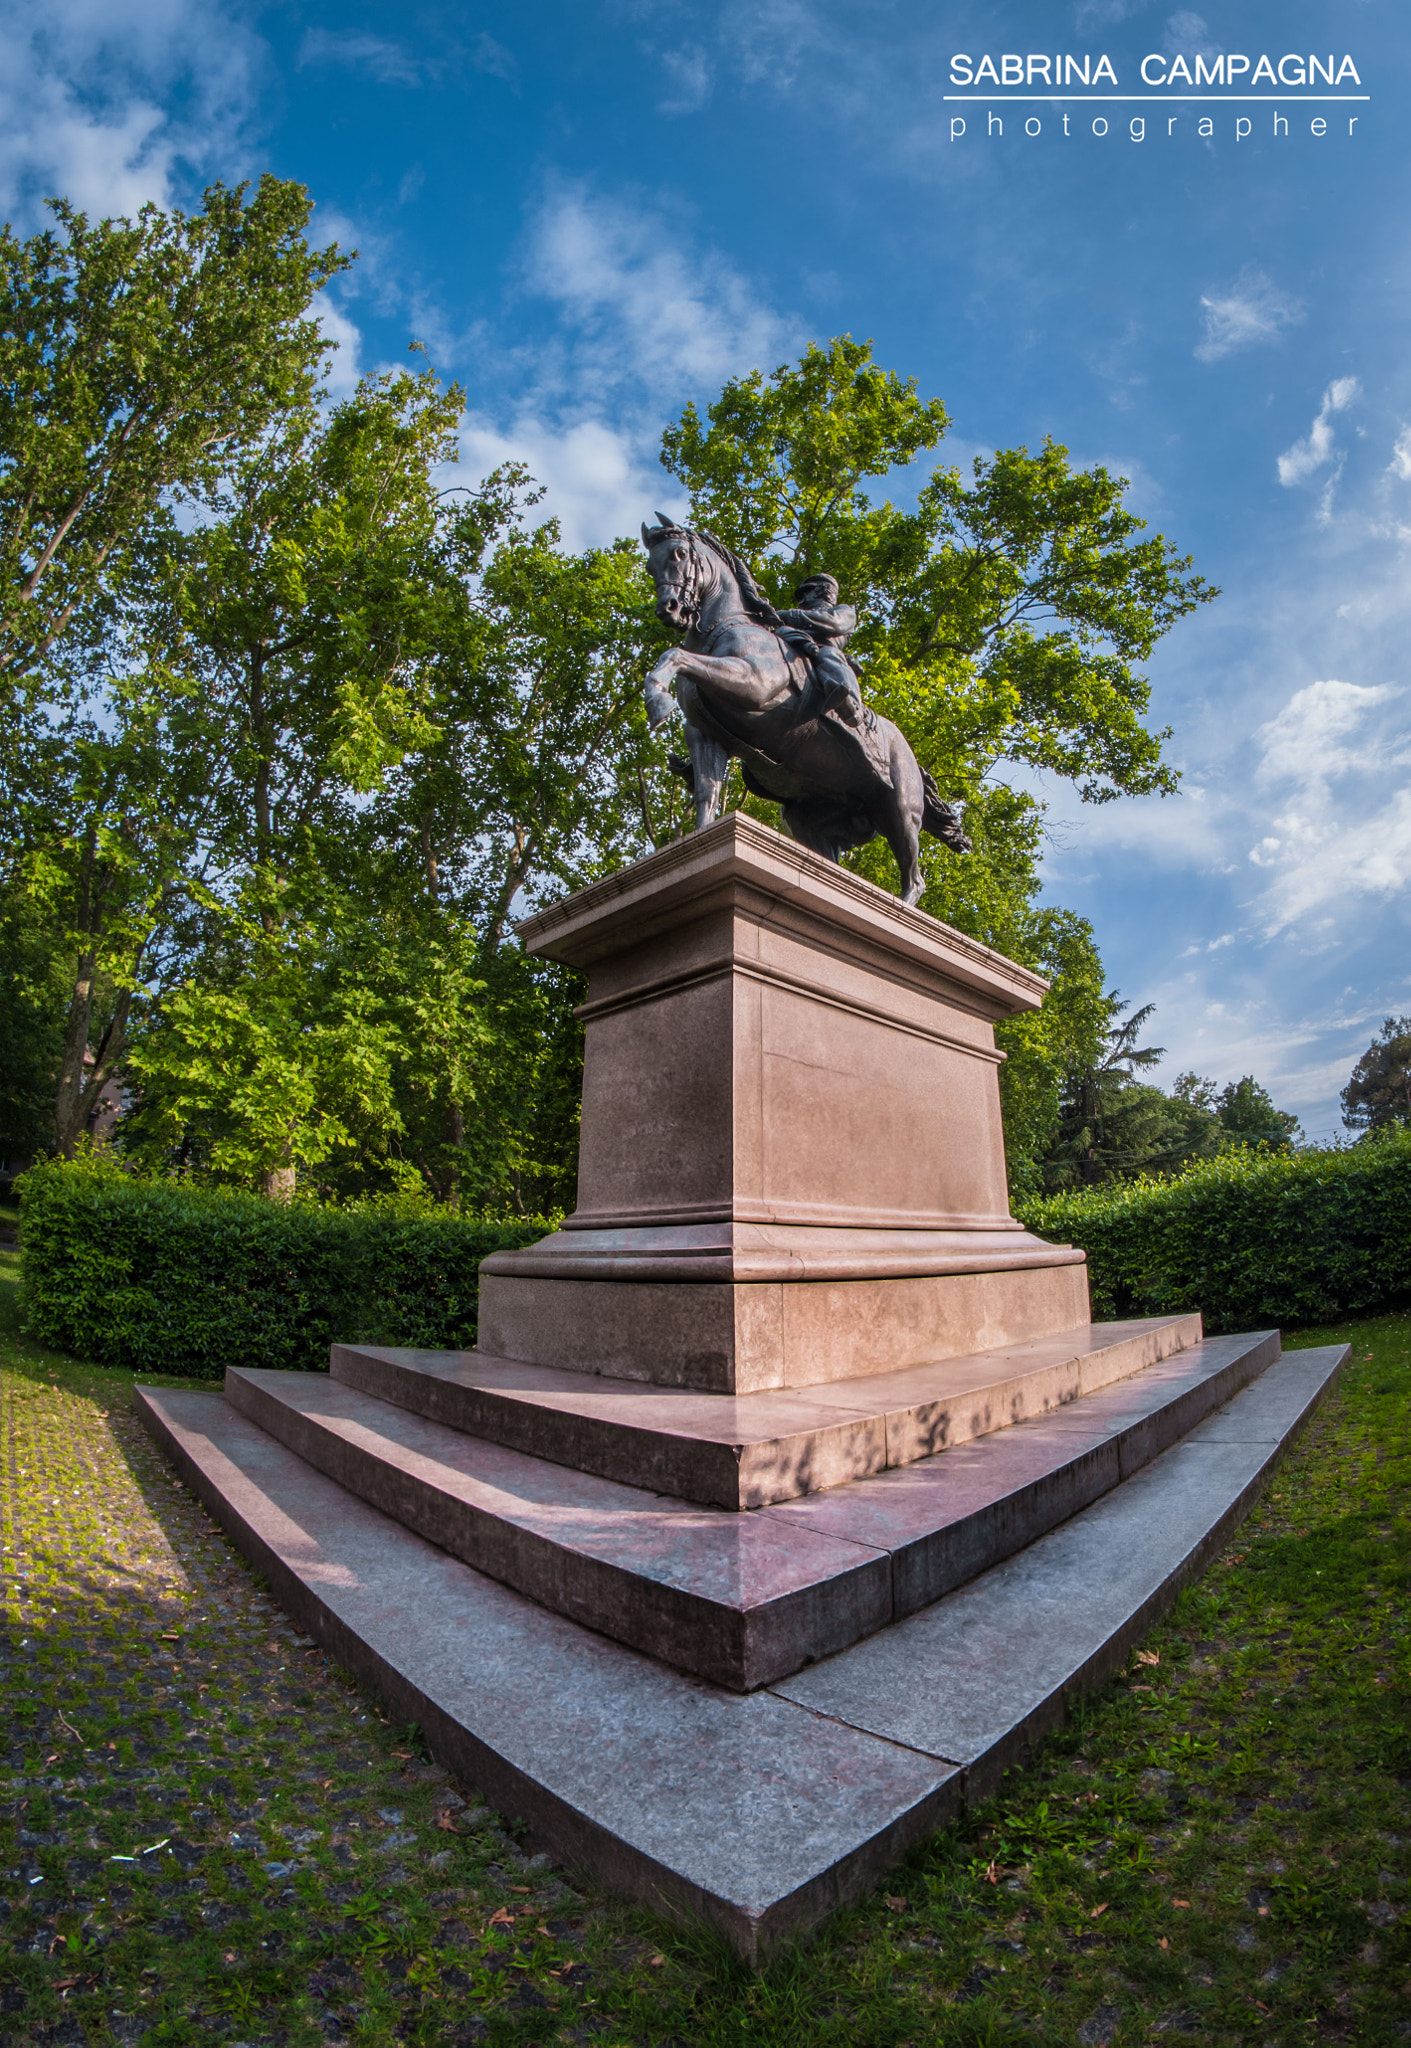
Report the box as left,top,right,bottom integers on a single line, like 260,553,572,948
947,54,1362,90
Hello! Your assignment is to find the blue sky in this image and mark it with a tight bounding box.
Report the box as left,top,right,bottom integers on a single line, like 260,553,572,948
5,0,1407,1137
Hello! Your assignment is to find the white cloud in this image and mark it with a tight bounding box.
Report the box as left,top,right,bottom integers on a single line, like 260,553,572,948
449,417,684,554
1389,428,1411,483
1252,788,1411,934
1163,11,1221,60
1254,677,1400,785
469,33,517,85
1245,680,1411,933
1073,0,1151,28
296,26,515,91
0,0,260,220
1138,975,1382,1142
520,179,794,407
1194,266,1303,363
1276,377,1360,487
312,293,366,402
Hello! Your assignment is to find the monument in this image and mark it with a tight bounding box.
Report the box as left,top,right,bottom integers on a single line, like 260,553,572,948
136,523,1349,1957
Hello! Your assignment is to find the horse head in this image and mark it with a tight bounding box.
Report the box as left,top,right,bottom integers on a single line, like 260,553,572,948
640,516,714,632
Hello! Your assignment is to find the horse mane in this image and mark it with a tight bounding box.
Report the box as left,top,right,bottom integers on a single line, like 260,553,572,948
641,518,785,630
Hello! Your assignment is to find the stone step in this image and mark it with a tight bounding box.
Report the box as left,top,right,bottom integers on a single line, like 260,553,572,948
225,1327,1275,1692
330,1313,1202,1510
224,1364,891,1694
135,1341,1348,1959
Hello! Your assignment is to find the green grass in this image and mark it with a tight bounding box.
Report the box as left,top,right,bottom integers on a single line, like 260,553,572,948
2,1242,1408,2045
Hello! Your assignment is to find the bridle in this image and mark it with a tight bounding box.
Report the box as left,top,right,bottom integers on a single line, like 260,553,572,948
651,531,711,631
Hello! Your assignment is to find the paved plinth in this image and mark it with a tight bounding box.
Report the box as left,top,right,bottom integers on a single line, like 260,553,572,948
136,1342,1346,1957
331,1314,1201,1511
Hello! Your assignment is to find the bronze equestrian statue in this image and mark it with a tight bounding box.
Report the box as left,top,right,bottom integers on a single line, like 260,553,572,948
640,516,970,905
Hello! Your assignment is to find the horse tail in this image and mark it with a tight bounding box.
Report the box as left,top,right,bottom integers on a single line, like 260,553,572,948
920,769,973,852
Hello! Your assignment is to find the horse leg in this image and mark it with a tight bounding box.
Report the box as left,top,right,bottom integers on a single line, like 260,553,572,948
877,756,926,905
780,799,840,864
687,727,732,830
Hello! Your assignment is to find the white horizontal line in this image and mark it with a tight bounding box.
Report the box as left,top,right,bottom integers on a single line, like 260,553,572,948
943,95,1369,102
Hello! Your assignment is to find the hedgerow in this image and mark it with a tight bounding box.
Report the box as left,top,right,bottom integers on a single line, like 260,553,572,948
17,1156,548,1378
1018,1133,1411,1331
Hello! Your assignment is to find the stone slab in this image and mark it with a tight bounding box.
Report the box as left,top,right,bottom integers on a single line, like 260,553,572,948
773,1345,1347,1796
225,1365,890,1693
136,1387,959,1959
331,1314,1199,1510
133,1340,1345,1956
476,1257,1091,1394
239,1327,1269,1691
761,1329,1280,1617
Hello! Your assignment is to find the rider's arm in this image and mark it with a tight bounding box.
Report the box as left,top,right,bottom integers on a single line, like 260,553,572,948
782,603,856,643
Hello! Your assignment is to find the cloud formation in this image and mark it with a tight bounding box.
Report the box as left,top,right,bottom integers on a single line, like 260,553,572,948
1194,266,1303,362
1248,679,1411,934
1276,376,1360,490
297,30,424,87
521,179,793,406
448,416,676,554
0,0,261,220
658,47,712,114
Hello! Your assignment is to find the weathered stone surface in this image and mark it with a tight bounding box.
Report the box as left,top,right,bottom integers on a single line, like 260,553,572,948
136,1387,960,1958
237,1326,1271,1690
477,817,1089,1391
134,1342,1348,1956
476,1259,1092,1394
774,1345,1347,1795
763,1329,1280,1617
225,1365,891,1692
332,1315,1199,1510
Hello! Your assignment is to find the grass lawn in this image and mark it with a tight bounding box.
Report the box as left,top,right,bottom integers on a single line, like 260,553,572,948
1,1232,1408,2046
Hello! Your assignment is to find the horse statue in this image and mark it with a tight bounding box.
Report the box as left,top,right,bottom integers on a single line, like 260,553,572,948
640,516,970,905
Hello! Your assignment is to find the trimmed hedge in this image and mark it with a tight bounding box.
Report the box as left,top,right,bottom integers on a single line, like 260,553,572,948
18,1159,550,1379
1017,1134,1411,1332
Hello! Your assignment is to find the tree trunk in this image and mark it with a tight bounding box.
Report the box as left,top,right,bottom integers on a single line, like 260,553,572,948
54,954,97,1157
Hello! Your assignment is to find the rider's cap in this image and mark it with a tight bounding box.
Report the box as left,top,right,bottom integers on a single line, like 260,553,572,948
795,572,839,602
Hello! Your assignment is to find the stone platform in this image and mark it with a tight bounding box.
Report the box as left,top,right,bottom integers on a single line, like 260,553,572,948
131,822,1348,1951
221,1319,1259,1691
329,1312,1202,1509
137,1336,1346,1956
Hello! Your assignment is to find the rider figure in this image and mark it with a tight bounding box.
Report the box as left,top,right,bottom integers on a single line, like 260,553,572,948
779,574,864,728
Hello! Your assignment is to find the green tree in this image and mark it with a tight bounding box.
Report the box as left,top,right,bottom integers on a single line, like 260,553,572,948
1342,1017,1411,1134
0,178,344,687
116,424,662,1205
1215,1074,1302,1150
0,178,346,1156
0,896,67,1168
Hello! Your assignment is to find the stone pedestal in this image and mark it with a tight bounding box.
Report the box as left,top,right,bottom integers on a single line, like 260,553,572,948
480,816,1088,1394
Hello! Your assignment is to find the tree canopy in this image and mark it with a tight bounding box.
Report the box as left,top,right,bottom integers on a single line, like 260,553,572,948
0,222,1230,1207
1342,1016,1411,1134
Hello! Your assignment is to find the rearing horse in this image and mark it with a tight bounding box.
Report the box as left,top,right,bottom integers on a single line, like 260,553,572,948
641,518,969,905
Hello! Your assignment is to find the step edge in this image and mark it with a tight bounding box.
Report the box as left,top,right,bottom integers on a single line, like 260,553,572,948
224,1367,893,1692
